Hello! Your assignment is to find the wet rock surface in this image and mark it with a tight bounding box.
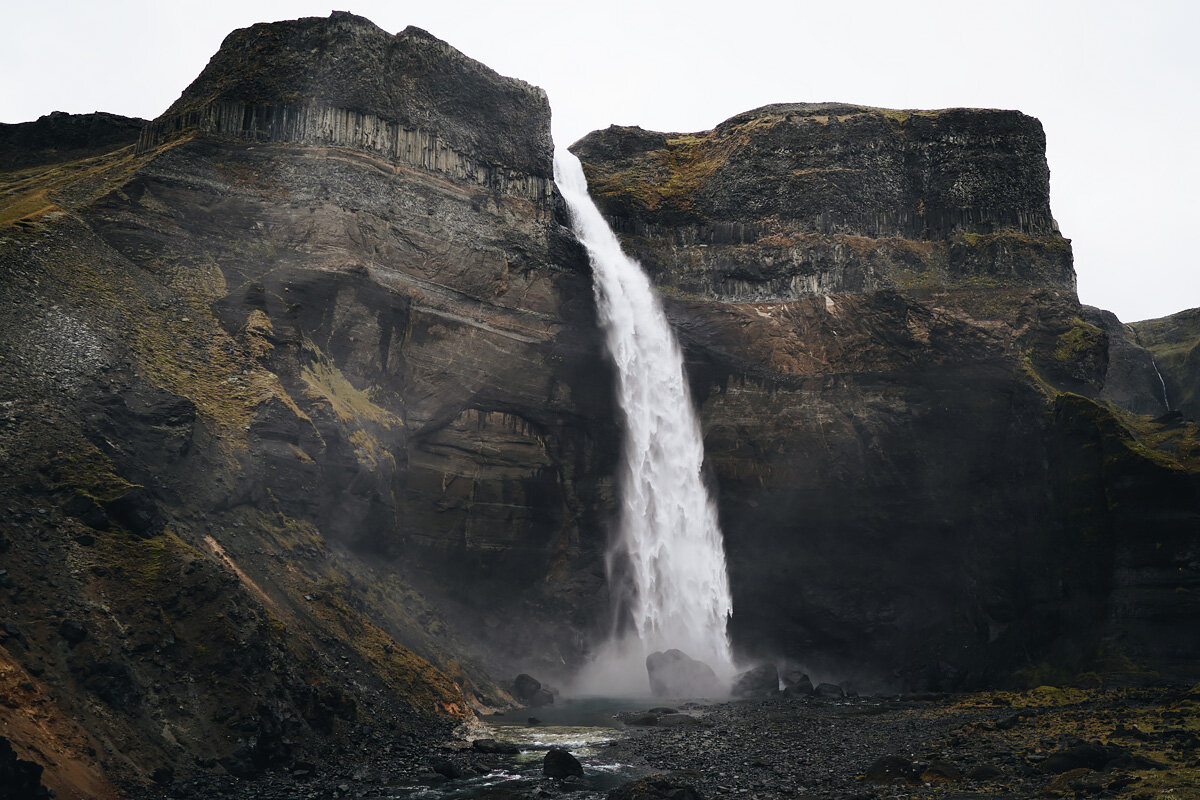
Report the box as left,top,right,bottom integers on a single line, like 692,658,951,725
646,650,723,698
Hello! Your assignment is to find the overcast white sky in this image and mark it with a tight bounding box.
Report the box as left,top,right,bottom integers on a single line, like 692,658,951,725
3,0,1196,322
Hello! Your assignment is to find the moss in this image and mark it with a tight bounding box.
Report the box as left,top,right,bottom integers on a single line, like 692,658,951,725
300,346,402,429
51,443,136,504
956,230,1072,254
0,141,185,230
1054,317,1106,363
1021,354,1060,399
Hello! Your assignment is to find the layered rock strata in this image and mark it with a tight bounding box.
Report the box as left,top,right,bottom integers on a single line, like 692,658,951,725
574,106,1200,689
0,12,615,792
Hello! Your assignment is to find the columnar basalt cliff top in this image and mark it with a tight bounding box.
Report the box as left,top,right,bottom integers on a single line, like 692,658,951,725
154,11,553,177
571,102,1056,238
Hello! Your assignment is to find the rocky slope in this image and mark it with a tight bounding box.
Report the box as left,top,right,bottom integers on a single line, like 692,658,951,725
573,105,1200,691
0,13,618,797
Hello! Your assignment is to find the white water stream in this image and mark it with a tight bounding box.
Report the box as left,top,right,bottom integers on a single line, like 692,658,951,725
554,150,735,693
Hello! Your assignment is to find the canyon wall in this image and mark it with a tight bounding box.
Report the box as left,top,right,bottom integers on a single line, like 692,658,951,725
1,12,1198,795
0,13,617,793
573,106,1200,689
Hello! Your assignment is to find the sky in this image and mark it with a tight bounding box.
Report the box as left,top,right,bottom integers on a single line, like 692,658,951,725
3,0,1197,323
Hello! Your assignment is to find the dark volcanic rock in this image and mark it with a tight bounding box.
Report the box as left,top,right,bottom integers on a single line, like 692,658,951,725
142,12,552,180
646,650,723,697
781,670,814,697
57,619,87,646
0,8,612,789
574,103,1200,689
543,746,584,779
0,111,146,170
730,663,778,697
471,738,520,755
512,673,541,698
813,683,845,699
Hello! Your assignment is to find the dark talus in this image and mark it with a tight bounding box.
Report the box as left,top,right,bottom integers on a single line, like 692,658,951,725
573,104,1200,690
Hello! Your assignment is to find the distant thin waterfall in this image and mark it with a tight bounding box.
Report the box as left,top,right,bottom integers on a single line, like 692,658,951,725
554,149,734,693
1150,356,1172,412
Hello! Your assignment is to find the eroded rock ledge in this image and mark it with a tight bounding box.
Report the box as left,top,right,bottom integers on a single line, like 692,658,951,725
140,11,553,201
572,102,1074,301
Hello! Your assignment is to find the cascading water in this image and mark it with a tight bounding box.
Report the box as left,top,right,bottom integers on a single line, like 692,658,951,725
1150,356,1172,412
554,149,735,694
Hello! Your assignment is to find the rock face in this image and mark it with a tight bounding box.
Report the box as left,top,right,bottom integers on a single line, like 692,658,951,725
1130,307,1200,421
0,12,616,791
573,105,1200,690
572,104,1073,302
646,649,723,697
731,663,779,697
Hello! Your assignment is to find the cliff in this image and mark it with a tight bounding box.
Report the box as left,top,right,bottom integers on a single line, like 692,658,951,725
572,104,1074,301
0,13,616,795
573,107,1200,690
1130,307,1200,421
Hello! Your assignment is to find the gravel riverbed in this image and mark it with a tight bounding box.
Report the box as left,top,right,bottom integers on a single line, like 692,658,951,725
137,686,1200,800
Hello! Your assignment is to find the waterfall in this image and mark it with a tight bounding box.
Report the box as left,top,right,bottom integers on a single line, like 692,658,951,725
1150,356,1172,412
554,149,735,694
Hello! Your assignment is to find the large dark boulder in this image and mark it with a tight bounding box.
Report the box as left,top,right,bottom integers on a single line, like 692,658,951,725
543,747,584,779
646,650,722,697
730,663,778,697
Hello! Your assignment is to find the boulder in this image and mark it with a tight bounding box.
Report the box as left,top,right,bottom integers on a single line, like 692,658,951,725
58,619,87,646
512,673,554,707
646,649,722,697
731,664,779,697
966,764,1003,781
813,682,845,699
782,674,814,698
471,738,520,755
780,667,809,688
543,747,584,779
512,673,541,699
1040,741,1116,774
920,758,962,781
